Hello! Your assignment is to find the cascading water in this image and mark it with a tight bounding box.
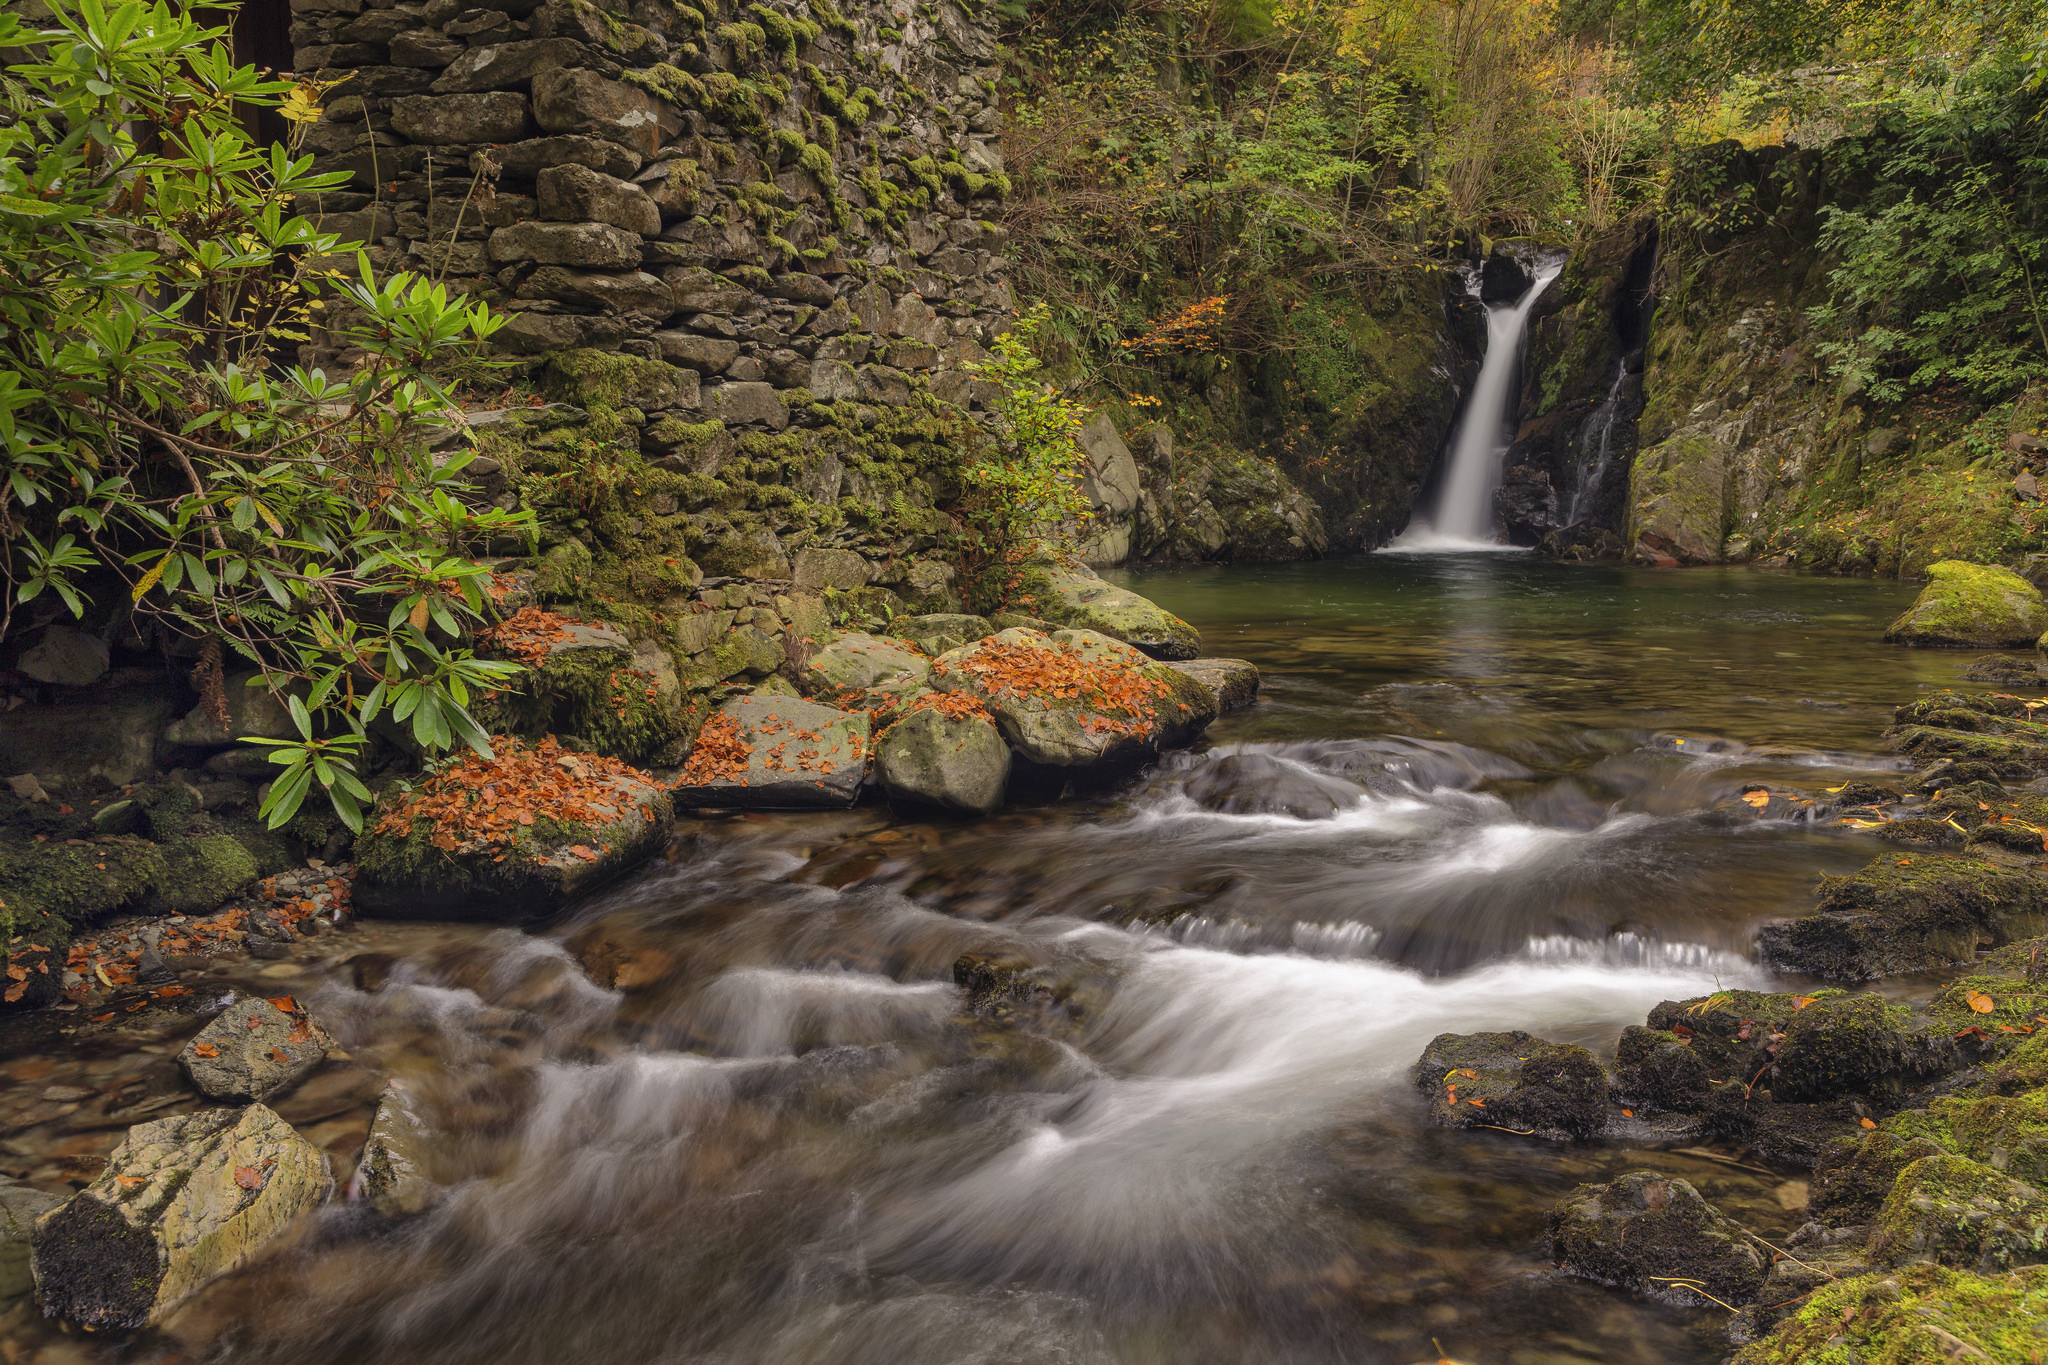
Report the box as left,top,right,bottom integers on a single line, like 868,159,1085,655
1563,360,1630,527
1387,258,1565,552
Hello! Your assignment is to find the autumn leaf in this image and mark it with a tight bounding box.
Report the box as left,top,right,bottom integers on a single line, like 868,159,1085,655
269,1046,291,1062
117,1175,147,1188
233,1165,265,1191
1741,790,1772,809
192,1042,220,1058
1859,1117,1877,1129
266,996,298,1013
1967,990,1996,1014
1790,996,1817,1010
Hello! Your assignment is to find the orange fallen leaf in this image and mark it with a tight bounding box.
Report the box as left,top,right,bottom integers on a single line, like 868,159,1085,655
1742,790,1772,809
1859,1117,1877,1129
1621,1108,1634,1117
233,1165,264,1191
1790,996,1817,1010
266,996,298,1013
116,1175,146,1188
192,1043,220,1058
269,1046,291,1062
1967,990,1996,1014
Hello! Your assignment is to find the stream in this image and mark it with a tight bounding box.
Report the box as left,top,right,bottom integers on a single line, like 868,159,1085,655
1,553,2002,1365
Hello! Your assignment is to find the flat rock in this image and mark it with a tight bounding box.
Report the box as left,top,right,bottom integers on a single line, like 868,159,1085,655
799,631,930,703
1166,658,1260,713
895,613,993,655
876,705,1011,814
672,695,870,808
1413,1029,1608,1140
178,992,331,1102
31,1105,331,1328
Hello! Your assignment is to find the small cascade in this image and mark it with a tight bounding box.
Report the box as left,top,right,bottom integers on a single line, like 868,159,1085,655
1563,360,1630,526
1388,258,1564,552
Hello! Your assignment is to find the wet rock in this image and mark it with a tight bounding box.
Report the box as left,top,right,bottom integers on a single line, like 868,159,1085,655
30,1104,331,1329
178,992,331,1103
1729,1232,1871,1341
876,706,1011,815
2,1177,63,1299
1810,1129,1951,1223
1179,751,1365,819
1413,1030,1608,1140
356,1083,439,1218
1885,1090,2048,1188
1962,653,2047,685
1869,1154,2048,1272
671,695,870,808
1480,245,1535,304
1612,1026,1713,1112
1728,1262,2048,1365
1705,1088,1876,1166
1165,658,1260,713
1547,1171,1768,1304
1032,564,1201,660
895,613,993,655
798,631,930,703
930,628,1216,771
1757,854,2048,980
1641,989,1951,1104
1884,561,2048,648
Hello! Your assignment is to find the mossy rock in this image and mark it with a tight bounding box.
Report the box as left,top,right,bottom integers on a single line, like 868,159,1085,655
1030,564,1201,660
151,835,261,915
1546,1170,1768,1304
1887,1093,2048,1188
1811,1129,1952,1223
1757,854,2048,981
1413,1029,1608,1141
0,836,165,944
1638,987,1951,1103
1869,1154,2048,1272
1884,561,2048,649
1612,1024,1713,1112
1731,1262,2048,1364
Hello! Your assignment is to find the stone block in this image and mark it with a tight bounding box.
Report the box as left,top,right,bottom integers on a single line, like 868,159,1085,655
482,135,643,180
704,381,789,430
390,92,532,145
495,311,629,353
857,363,910,406
793,548,874,590
808,357,858,401
519,266,675,318
430,38,587,94
488,220,643,268
654,330,741,373
536,163,661,236
531,67,665,159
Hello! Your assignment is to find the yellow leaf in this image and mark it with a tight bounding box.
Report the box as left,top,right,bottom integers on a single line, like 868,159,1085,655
1742,790,1772,809
131,552,171,602
1790,996,1817,1010
1967,990,1996,1014
408,597,430,630
256,501,284,537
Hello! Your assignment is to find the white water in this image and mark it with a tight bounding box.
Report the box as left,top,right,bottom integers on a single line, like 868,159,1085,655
1387,259,1565,552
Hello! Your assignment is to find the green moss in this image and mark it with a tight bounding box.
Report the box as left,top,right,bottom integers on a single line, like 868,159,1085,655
902,154,942,198
533,539,594,601
482,635,684,765
152,834,260,915
0,837,165,943
1886,561,2048,648
1869,1153,2048,1271
805,0,860,37
1731,1263,2048,1364
1887,1092,2048,1186
622,62,706,109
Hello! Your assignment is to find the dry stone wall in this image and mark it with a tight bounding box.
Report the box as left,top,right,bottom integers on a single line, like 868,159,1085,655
291,0,1015,425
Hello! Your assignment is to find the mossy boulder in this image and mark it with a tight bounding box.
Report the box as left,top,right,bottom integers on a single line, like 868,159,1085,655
670,695,871,808
1757,854,2048,980
1731,1263,2048,1364
1413,1030,1608,1140
0,835,164,946
151,834,260,915
1031,564,1201,660
1869,1154,2048,1272
30,1105,331,1329
1547,1171,1768,1304
894,613,994,656
797,630,931,703
1636,989,1949,1103
1773,993,1958,1103
1612,1025,1713,1112
485,619,685,764
875,706,1011,814
1884,561,2048,648
1811,1129,1952,1224
1887,1092,2048,1188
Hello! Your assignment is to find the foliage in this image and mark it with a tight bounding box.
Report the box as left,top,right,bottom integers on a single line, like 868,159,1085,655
959,305,1094,566
0,0,529,830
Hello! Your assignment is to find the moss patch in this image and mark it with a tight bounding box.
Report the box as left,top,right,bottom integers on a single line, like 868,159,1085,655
1731,1262,2048,1363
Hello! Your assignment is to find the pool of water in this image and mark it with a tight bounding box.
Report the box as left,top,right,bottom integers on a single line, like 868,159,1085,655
2,557,2011,1365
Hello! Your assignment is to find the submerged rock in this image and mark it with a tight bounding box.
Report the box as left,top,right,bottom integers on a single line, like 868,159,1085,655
1179,751,1365,819
178,992,331,1102
875,704,1011,815
356,1083,440,1218
1884,561,2048,648
1031,564,1202,660
1413,1030,1607,1140
1547,1171,1768,1305
1757,853,2048,980
1165,658,1261,713
1869,1154,2048,1272
31,1105,330,1328
671,694,871,808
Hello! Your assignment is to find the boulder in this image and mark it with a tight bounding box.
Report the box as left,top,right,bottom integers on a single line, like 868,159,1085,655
1869,1155,2048,1272
535,163,661,236
389,91,531,144
1884,561,2048,648
1547,1171,1767,1304
30,1105,331,1328
1884,1090,2048,1189
488,220,643,269
798,631,930,702
671,695,870,808
356,1083,439,1218
1612,1026,1713,1112
16,625,107,687
164,672,296,749
1165,658,1260,713
1810,1129,1951,1223
1480,245,1535,304
1632,988,1953,1108
876,705,1011,815
153,834,261,915
1413,1030,1608,1140
895,613,993,656
930,627,1216,770
1757,854,2048,980
2,1177,63,1299
1075,414,1140,517
178,992,331,1102
1032,564,1201,660
352,740,674,919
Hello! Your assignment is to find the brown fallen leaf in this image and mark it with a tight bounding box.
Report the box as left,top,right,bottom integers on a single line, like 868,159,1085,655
233,1165,264,1191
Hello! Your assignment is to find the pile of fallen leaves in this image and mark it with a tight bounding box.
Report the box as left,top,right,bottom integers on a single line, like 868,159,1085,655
476,606,576,666
377,736,655,858
907,690,994,724
935,638,1176,738
679,713,752,786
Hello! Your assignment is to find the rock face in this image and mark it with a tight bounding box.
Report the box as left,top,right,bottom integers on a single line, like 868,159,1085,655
1885,561,2048,648
356,1083,439,1218
1869,1154,2048,1272
178,993,330,1102
1033,565,1201,659
30,1105,331,1328
1757,853,2048,980
1412,1030,1608,1140
1548,1171,1768,1304
875,705,1011,814
671,695,871,808
930,628,1216,770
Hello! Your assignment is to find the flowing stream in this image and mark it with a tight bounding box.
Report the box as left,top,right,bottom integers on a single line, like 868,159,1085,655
3,556,2002,1365
1390,261,1565,551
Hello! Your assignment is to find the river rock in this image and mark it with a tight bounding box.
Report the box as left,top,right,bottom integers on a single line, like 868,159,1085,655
1757,853,2048,980
1548,1171,1768,1304
671,695,870,808
1638,989,1955,1106
2,1177,63,1300
1884,560,2048,648
876,705,1011,814
1810,1129,1951,1223
1032,564,1201,660
1413,1030,1608,1140
30,1105,331,1329
930,628,1216,770
356,1083,439,1217
1480,244,1535,304
178,992,331,1102
798,631,931,703
895,613,993,655
1165,658,1260,713
1178,751,1365,819
1612,1025,1714,1112
1869,1154,2048,1272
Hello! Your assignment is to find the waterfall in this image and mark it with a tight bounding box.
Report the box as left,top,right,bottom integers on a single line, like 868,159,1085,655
1387,259,1564,552
1563,361,1629,526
